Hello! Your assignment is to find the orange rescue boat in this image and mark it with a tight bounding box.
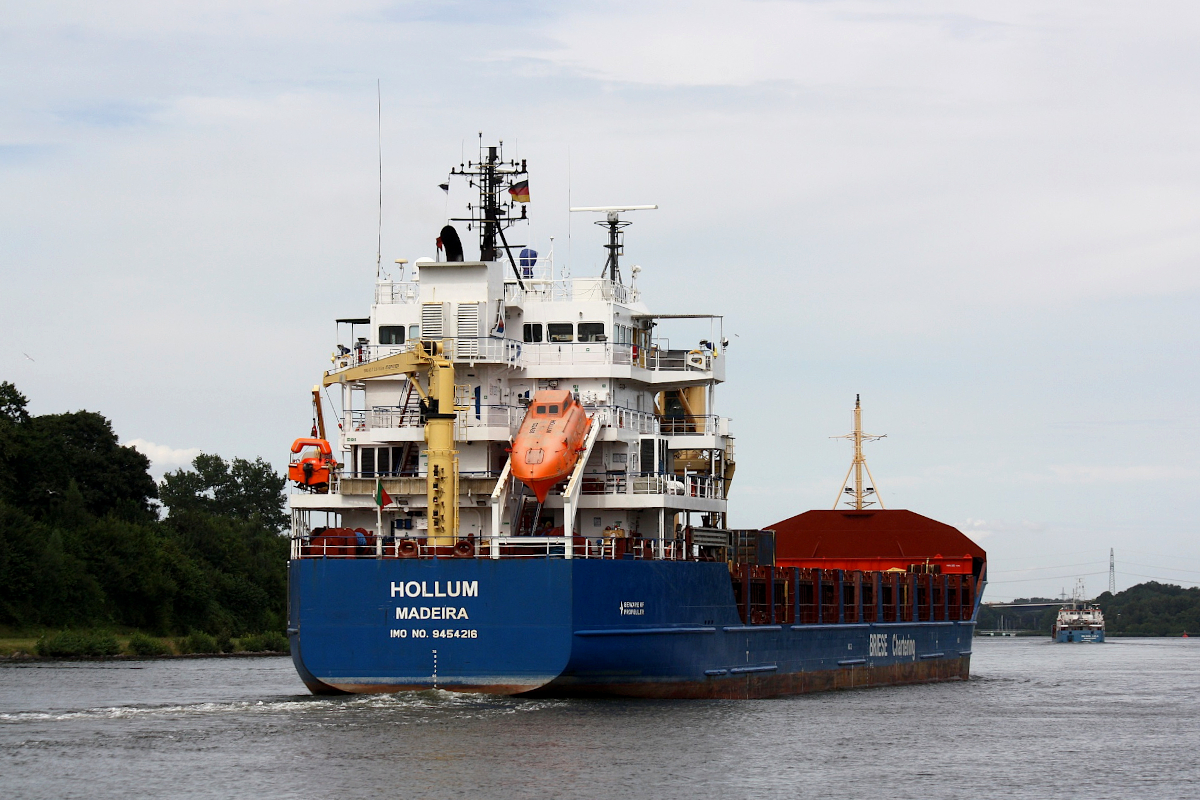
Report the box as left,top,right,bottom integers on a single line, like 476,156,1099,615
511,390,592,503
288,437,336,490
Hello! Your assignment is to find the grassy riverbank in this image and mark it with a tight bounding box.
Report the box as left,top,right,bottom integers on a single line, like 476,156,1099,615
0,628,289,659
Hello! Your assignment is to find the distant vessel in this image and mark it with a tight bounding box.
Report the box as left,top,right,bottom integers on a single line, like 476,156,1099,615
1052,580,1105,643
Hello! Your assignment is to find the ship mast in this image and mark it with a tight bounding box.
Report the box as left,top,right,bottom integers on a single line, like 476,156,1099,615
831,394,886,510
447,136,529,287
569,205,658,284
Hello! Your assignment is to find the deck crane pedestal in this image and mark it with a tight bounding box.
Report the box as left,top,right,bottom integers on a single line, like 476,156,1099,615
322,341,466,546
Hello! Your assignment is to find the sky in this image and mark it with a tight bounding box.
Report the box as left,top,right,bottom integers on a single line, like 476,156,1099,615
3,1,1199,600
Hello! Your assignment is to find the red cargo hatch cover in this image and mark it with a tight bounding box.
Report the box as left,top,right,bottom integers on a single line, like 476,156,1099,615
765,509,985,573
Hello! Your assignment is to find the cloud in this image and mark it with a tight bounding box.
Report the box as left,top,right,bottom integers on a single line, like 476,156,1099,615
3,0,1200,573
127,439,201,472
961,518,1043,542
1043,464,1197,484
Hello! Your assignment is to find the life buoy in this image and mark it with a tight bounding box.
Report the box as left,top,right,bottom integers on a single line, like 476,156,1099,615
686,350,706,369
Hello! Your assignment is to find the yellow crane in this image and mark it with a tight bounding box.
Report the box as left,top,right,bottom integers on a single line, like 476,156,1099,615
322,342,464,545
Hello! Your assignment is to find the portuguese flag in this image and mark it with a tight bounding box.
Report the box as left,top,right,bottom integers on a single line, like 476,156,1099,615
508,180,530,203
375,477,392,507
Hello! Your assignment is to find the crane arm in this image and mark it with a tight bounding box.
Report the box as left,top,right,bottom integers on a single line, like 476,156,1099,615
310,385,327,440
322,348,432,395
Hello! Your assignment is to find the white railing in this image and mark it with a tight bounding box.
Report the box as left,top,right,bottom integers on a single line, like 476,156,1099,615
505,277,640,305
331,338,523,372
586,405,659,435
375,282,420,304
355,404,525,433
356,404,673,439
580,472,726,500
333,470,501,481
456,405,525,435
521,342,634,366
658,414,725,436
446,336,523,365
370,406,421,428
516,343,712,373
331,343,414,372
291,534,689,561
331,338,716,375
639,347,713,372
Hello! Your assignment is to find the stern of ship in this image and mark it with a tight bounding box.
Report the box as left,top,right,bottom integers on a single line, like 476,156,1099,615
289,557,573,694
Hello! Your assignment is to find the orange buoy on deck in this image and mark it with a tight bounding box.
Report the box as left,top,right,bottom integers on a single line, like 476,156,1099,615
511,390,592,502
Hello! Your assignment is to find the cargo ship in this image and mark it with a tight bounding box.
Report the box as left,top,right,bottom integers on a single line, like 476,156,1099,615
286,141,987,698
1052,581,1105,643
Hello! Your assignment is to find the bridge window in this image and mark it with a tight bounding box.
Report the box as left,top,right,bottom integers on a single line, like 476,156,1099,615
548,323,573,343
523,323,543,343
379,325,405,345
359,446,391,476
358,446,410,477
408,324,420,340
578,322,606,342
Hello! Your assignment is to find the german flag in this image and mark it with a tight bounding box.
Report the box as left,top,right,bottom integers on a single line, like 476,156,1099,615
508,179,530,203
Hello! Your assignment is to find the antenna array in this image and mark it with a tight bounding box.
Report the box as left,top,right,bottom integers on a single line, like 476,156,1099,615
446,136,529,287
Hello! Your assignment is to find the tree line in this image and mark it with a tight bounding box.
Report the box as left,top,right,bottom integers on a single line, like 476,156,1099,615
0,381,290,640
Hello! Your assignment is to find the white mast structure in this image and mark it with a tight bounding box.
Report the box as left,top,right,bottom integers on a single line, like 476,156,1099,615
832,394,886,510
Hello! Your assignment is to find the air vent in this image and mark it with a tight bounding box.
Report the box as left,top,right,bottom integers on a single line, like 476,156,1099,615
421,303,448,341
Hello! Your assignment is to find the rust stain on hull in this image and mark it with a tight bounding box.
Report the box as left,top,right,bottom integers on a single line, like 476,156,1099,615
527,657,970,699
301,657,970,699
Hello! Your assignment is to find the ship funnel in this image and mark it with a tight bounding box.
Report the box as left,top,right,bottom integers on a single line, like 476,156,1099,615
439,225,464,262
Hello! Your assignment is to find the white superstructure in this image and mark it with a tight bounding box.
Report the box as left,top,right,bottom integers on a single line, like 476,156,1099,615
290,143,735,558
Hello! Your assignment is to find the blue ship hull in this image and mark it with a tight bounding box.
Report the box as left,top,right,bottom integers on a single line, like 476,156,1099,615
288,558,977,698
1056,629,1105,643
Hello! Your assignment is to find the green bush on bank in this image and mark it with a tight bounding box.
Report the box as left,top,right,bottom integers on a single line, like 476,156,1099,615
126,631,170,656
178,631,220,654
238,631,289,653
36,630,121,657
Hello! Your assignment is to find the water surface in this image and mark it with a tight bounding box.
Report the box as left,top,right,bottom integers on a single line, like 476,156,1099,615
2,639,1197,799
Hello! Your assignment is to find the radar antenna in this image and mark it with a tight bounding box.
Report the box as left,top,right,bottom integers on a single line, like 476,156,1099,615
569,205,657,284
831,394,887,510
446,135,529,287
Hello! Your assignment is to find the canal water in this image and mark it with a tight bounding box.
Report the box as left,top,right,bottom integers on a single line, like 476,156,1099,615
2,638,1197,799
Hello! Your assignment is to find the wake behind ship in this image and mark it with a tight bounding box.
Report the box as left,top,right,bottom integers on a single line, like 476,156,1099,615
286,142,987,698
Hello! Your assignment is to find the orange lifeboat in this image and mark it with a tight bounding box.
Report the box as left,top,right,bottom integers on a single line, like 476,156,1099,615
288,437,336,490
511,390,592,503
